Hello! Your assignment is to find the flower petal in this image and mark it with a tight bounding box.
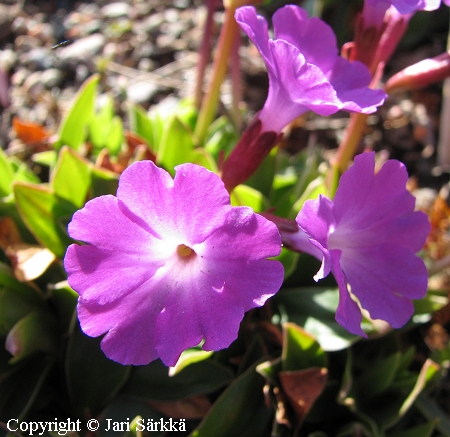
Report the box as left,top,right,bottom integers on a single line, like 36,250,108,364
340,244,428,327
296,195,335,280
117,161,230,244
78,279,167,365
331,249,366,337
272,5,337,74
65,195,168,304
331,153,430,251
235,6,273,70
328,58,387,113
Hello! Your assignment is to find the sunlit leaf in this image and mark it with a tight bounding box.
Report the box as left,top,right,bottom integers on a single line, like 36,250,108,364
13,182,74,257
282,322,326,371
0,148,14,197
157,116,195,175
51,147,91,208
55,74,99,150
230,184,268,212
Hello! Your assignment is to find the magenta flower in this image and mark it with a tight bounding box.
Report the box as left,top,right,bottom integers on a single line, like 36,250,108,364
235,6,386,134
288,153,430,336
362,0,440,29
64,161,283,366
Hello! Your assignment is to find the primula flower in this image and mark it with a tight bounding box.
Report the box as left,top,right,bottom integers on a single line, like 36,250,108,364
64,161,284,366
285,153,430,336
362,0,440,29
235,5,386,134
220,5,386,192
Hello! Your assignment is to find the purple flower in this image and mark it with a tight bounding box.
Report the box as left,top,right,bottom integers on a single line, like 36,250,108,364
235,6,386,134
290,153,430,336
64,161,283,366
362,0,440,28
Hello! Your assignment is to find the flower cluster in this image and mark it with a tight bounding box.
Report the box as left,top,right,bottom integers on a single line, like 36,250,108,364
64,4,432,367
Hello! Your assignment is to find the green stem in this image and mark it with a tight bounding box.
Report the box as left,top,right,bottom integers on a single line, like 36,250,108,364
194,6,240,145
327,112,369,195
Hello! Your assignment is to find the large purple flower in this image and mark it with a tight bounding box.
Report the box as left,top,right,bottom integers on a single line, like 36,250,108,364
64,161,283,366
290,153,430,336
235,6,386,133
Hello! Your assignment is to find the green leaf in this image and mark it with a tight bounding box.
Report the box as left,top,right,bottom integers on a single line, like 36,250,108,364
32,150,58,168
169,348,213,376
89,96,123,156
398,359,441,418
355,352,402,399
47,281,78,335
0,262,43,299
122,358,233,402
242,149,277,198
51,147,92,208
282,322,326,371
13,182,74,257
129,103,159,150
0,285,45,336
10,157,41,184
98,396,165,437
0,354,54,420
91,166,119,197
191,364,271,437
230,184,268,212
6,310,57,363
272,287,362,351
65,323,131,418
276,247,300,280
387,420,438,437
413,289,449,320
204,115,238,159
191,148,218,172
55,74,99,150
415,392,450,436
0,147,14,196
157,116,195,175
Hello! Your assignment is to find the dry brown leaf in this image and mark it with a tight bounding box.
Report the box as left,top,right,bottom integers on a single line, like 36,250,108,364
147,394,210,419
12,116,50,145
279,367,328,425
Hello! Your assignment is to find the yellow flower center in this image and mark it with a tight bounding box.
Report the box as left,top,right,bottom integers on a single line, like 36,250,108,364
177,244,195,259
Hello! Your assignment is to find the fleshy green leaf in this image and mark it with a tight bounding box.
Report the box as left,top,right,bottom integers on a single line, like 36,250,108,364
272,287,363,351
51,147,92,208
230,184,268,212
89,96,123,156
55,74,99,150
65,323,131,418
157,116,196,175
169,349,213,376
13,182,74,257
191,364,271,437
122,358,233,402
282,322,326,371
6,310,57,363
386,420,438,437
0,147,14,197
